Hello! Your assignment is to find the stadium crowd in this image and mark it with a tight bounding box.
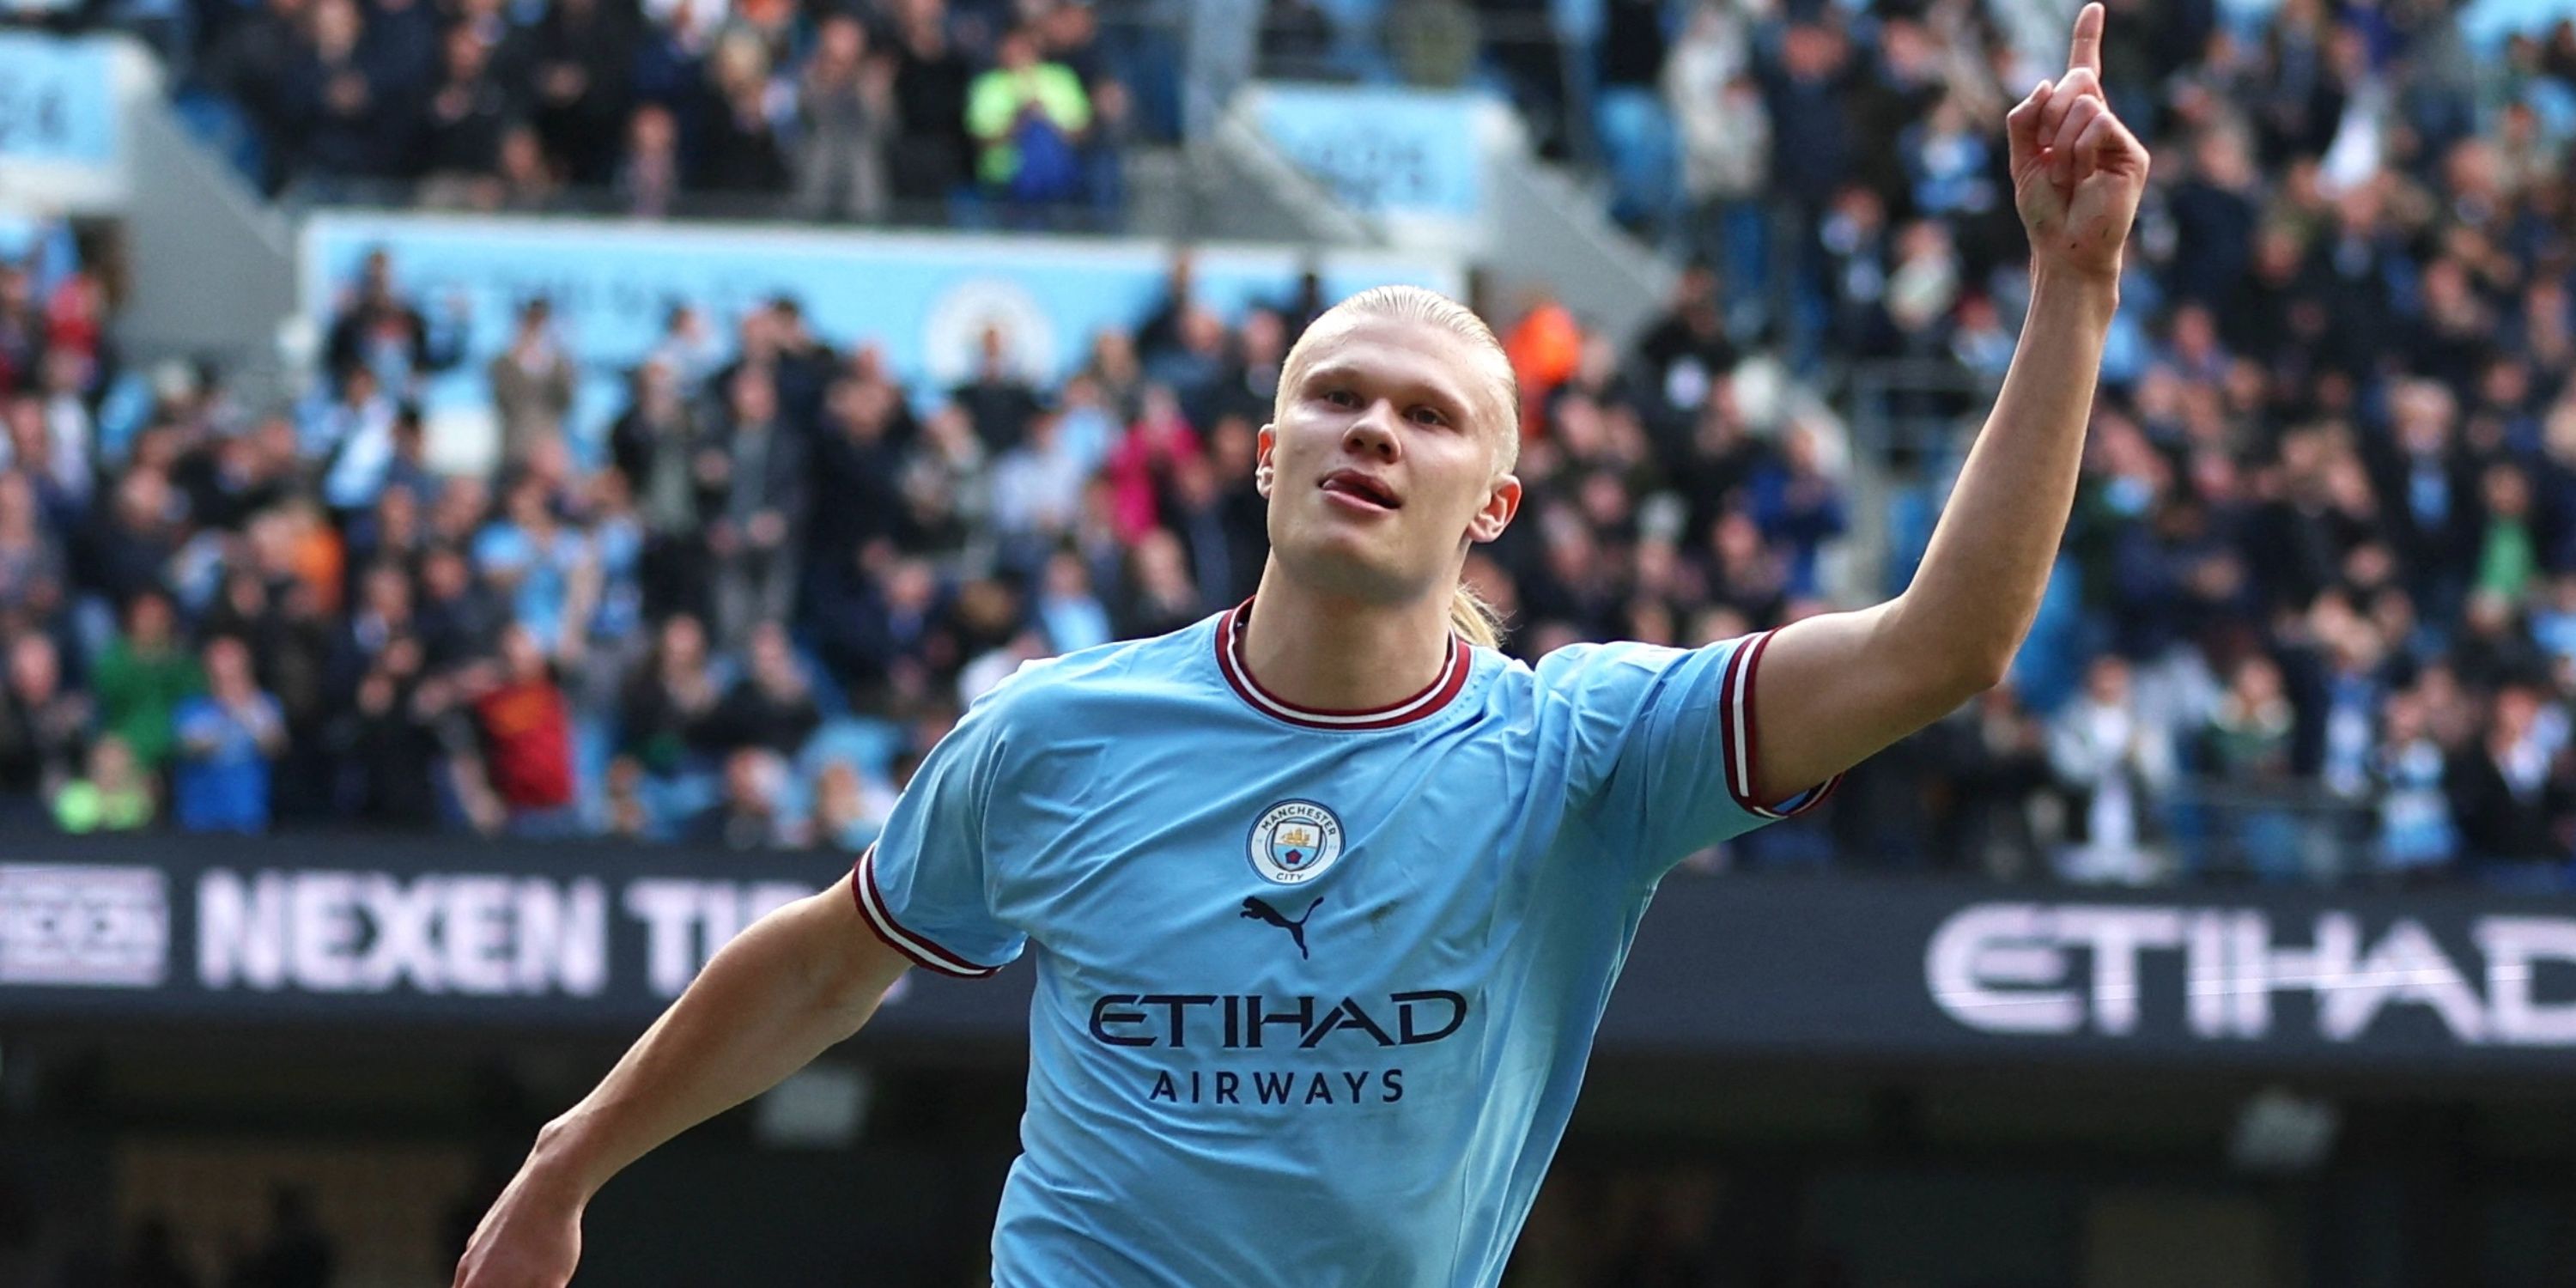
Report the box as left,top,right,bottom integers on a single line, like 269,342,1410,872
5,0,2576,893
181,0,1170,221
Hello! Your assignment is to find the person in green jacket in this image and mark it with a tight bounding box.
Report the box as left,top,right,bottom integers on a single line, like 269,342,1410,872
89,591,204,772
966,26,1091,198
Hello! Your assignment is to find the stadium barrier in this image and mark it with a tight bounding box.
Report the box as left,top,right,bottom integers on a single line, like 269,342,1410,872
5,832,2574,1079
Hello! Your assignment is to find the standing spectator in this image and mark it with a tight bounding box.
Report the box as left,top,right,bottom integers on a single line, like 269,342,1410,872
92,591,201,775
990,410,1090,561
204,0,313,191
1035,547,1112,654
463,623,580,837
2373,686,2457,882
34,348,94,512
887,0,974,208
617,104,685,218
702,368,805,647
283,0,390,183
967,25,1091,209
1104,386,1200,544
1115,527,1203,638
473,477,594,658
694,746,797,848
416,542,502,669
490,125,566,211
486,299,577,465
323,250,459,399
2049,655,2178,884
1759,18,1856,349
795,13,896,222
1632,265,1739,426
416,27,512,204
616,612,720,781
306,362,401,515
951,325,1044,453
698,33,793,197
2445,681,2576,875
172,636,288,834
1749,422,1849,601
1666,9,1769,314
610,359,709,621
701,621,820,756
0,471,67,621
805,374,907,580
0,633,89,809
807,757,890,851
525,0,638,187
79,469,185,610
2167,127,2261,308
332,635,444,828
2202,653,2301,878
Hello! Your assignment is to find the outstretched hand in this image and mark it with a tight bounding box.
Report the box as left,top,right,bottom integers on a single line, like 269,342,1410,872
2005,3,2148,283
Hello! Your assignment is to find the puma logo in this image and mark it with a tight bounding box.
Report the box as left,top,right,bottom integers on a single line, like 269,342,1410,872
1240,895,1322,960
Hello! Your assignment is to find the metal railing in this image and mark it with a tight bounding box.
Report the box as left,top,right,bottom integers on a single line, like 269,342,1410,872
2154,776,2385,885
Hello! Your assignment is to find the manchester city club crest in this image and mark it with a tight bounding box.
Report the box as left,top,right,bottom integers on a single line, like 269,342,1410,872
1247,799,1346,885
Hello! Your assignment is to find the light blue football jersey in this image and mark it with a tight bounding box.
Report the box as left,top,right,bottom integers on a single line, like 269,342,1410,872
849,601,1838,1287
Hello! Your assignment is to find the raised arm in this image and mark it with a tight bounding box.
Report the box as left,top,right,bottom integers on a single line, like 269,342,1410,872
453,881,911,1287
1744,3,2148,802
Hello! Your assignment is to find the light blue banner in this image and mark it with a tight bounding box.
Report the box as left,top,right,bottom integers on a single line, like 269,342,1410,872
0,34,115,167
300,214,1462,453
1250,83,1485,220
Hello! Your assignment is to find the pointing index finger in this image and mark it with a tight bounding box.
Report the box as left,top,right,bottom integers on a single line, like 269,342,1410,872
2067,1,2105,77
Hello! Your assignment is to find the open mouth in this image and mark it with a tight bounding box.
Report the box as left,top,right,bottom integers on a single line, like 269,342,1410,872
1319,471,1401,511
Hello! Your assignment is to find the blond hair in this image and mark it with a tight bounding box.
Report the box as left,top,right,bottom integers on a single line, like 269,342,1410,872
1277,285,1519,648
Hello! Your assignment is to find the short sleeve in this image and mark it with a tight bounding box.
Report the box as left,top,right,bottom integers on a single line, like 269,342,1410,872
1539,630,1842,878
848,696,1027,978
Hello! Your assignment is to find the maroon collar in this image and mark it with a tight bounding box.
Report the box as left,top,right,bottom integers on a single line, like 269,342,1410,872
1213,598,1473,732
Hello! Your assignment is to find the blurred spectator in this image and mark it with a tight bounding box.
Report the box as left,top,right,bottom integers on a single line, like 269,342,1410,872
698,746,797,848
699,33,793,196
172,635,286,834
2373,686,2457,881
331,635,444,828
93,591,201,775
52,734,154,833
809,757,890,851
323,249,458,398
525,0,636,188
2445,681,2576,872
0,632,88,808
887,0,975,206
2049,656,2176,884
487,299,577,465
283,0,390,185
967,25,1091,209
463,623,580,837
617,103,684,218
702,367,805,647
618,612,720,779
702,621,821,757
417,26,511,204
1666,9,1768,307
796,14,896,222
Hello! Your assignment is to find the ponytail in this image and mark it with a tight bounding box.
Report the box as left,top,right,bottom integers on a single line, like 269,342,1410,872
1449,582,1504,650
